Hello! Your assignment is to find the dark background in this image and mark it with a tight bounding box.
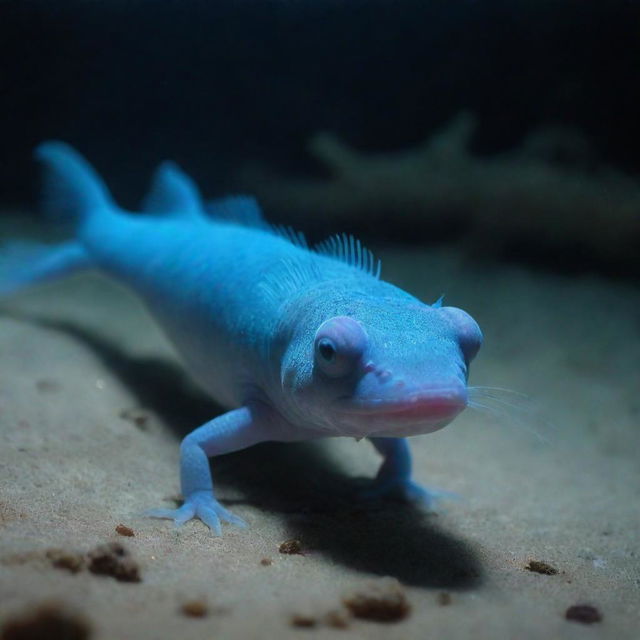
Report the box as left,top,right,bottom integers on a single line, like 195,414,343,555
1,0,639,216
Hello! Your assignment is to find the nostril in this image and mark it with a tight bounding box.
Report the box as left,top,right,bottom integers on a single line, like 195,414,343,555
379,370,392,382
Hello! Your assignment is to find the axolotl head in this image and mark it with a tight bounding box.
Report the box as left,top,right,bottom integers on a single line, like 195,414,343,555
277,292,482,437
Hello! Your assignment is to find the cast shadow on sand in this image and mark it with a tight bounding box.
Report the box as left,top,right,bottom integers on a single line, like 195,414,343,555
4,311,483,590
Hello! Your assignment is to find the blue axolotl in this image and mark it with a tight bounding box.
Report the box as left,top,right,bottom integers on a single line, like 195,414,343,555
0,142,483,535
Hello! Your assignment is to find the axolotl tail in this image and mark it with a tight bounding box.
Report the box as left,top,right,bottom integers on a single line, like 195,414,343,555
0,142,115,296
1,142,203,297
35,141,117,224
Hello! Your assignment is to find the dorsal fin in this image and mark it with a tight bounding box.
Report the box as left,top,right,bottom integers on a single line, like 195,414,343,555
142,161,203,217
315,233,382,279
269,224,308,249
205,195,268,228
206,196,309,248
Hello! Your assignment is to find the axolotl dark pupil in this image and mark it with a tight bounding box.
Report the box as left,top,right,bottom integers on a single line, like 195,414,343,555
318,338,336,362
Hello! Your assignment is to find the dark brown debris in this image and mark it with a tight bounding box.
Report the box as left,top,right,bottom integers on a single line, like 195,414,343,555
114,524,135,537
525,560,558,575
324,609,351,629
260,557,273,566
86,542,141,583
180,600,208,618
118,408,151,430
565,604,603,624
437,592,452,606
342,577,411,623
290,614,317,628
45,549,85,574
279,539,303,555
0,602,91,640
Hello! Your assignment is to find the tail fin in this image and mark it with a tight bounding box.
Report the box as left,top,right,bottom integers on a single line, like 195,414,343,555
141,161,204,218
34,141,116,224
0,142,107,297
0,241,92,297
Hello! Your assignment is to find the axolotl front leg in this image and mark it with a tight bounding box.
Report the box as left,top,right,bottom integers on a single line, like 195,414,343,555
147,405,278,535
364,437,457,510
148,413,453,534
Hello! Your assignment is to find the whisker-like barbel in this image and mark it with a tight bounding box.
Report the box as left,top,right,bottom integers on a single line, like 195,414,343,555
467,387,553,445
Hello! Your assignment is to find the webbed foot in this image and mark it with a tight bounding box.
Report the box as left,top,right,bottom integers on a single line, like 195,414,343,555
146,490,246,536
359,478,459,511
364,437,460,511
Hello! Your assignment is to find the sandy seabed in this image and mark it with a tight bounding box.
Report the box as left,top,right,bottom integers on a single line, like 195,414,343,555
1,217,639,639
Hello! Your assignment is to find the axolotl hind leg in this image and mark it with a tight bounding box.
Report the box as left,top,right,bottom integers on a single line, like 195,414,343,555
362,437,459,510
147,405,278,535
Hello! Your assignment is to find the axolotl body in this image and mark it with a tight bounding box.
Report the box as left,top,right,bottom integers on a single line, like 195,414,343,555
0,143,482,534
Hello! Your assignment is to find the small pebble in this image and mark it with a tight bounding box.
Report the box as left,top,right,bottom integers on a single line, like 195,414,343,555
525,560,558,575
290,614,317,628
260,557,272,566
279,539,303,555
87,542,141,583
115,524,135,537
181,600,208,618
437,592,452,606
343,577,410,623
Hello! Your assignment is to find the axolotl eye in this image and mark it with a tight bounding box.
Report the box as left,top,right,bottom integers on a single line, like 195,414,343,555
440,306,483,363
314,316,367,378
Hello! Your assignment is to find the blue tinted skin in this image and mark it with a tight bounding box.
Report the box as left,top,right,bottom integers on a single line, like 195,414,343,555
0,143,482,535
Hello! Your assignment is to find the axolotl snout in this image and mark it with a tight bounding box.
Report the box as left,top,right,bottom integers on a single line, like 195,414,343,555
0,142,482,534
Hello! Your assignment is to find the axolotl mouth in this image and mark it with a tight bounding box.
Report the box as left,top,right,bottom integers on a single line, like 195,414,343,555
336,386,468,436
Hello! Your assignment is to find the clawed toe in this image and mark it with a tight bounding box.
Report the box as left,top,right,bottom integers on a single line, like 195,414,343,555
146,492,246,535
